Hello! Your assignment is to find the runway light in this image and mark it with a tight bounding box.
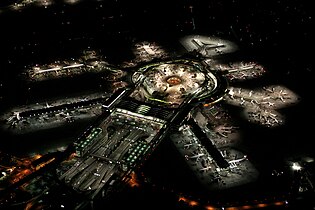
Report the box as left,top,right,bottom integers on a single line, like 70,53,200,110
226,207,239,210
205,205,217,210
256,203,268,208
274,201,284,206
241,205,252,209
189,200,198,206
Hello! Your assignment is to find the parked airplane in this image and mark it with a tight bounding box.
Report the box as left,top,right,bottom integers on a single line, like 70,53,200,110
189,153,205,162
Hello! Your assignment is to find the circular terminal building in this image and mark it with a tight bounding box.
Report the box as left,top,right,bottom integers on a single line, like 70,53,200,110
130,59,228,108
